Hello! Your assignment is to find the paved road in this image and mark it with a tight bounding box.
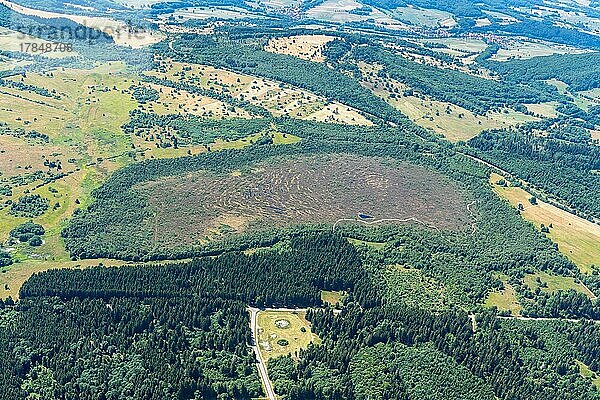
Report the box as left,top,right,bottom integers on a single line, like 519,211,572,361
247,306,340,400
248,307,277,400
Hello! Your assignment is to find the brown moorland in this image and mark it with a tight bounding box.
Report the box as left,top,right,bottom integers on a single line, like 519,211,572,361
137,154,472,247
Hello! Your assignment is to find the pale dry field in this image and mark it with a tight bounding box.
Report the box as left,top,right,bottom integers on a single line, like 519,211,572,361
306,0,408,30
390,6,456,28
166,6,266,21
484,278,522,316
0,0,163,48
360,63,536,141
264,34,336,62
151,59,372,125
141,83,253,119
524,102,559,118
0,27,77,58
0,135,76,177
491,173,600,274
491,39,589,61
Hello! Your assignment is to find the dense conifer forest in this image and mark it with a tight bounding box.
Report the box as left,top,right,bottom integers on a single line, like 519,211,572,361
2,232,599,399
2,0,600,399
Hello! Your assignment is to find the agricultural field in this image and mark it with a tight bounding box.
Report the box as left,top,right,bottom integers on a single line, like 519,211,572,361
255,0,301,10
0,0,162,48
389,5,456,28
524,102,560,118
138,154,472,247
264,34,335,62
524,271,596,299
516,4,600,35
0,27,77,58
150,59,372,125
361,66,537,141
490,173,600,274
305,0,407,30
484,275,522,316
256,310,320,360
491,39,589,61
164,6,267,22
419,37,488,55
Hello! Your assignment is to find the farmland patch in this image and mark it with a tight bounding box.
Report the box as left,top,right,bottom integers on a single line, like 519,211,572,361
490,173,600,274
0,0,162,48
490,39,590,62
305,0,407,30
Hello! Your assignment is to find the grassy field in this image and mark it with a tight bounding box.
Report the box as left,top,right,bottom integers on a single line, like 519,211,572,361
0,0,162,48
321,290,345,306
484,275,522,316
151,59,372,125
166,6,266,21
0,258,128,299
524,271,596,299
524,102,560,118
0,27,77,58
389,6,456,28
491,40,588,62
144,83,253,119
0,135,77,177
490,173,600,274
346,238,387,250
0,64,140,263
264,35,335,62
419,38,488,54
305,0,407,30
360,63,536,141
138,154,472,247
546,79,598,111
256,310,320,360
576,360,600,389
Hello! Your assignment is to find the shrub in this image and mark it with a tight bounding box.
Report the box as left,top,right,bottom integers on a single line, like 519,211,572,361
10,195,49,217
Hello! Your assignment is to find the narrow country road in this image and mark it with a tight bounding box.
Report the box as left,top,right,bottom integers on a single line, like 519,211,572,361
497,315,600,324
247,306,339,400
248,307,277,400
